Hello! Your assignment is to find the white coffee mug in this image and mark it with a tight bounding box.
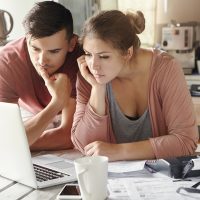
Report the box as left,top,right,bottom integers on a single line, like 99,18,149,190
74,156,108,200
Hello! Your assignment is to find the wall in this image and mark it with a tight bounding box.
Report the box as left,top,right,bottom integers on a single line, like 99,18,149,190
0,0,55,41
2,0,200,45
156,0,200,24
98,0,156,46
100,0,118,10
0,0,37,41
58,0,99,35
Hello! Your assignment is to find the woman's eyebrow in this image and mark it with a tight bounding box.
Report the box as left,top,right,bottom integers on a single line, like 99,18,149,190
83,48,111,54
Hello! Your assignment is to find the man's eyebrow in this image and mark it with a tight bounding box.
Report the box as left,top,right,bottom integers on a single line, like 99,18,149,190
30,44,62,51
30,44,39,49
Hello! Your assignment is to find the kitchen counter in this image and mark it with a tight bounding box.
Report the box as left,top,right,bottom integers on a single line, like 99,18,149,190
185,75,200,127
192,97,200,125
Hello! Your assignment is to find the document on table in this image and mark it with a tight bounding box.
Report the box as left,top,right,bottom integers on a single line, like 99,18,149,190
108,160,145,173
108,177,200,200
32,154,64,165
108,160,154,178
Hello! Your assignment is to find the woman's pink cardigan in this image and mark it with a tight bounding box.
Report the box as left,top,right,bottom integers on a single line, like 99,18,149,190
72,49,199,158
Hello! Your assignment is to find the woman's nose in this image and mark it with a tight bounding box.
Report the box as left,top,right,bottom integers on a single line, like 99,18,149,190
90,57,100,70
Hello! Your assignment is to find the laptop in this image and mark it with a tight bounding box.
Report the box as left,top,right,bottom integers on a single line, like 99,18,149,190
0,102,77,189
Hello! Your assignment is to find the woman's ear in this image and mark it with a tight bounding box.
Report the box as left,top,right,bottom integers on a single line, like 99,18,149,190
68,35,77,52
125,46,133,60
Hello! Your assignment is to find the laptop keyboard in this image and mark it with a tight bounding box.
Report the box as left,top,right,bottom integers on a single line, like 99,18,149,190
33,164,69,182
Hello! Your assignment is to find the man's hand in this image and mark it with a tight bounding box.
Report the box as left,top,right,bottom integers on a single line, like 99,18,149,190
25,68,73,147
40,68,72,110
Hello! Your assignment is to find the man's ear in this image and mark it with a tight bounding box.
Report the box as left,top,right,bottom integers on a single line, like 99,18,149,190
68,36,77,52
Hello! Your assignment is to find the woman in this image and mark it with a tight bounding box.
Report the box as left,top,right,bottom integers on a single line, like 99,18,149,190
71,10,199,161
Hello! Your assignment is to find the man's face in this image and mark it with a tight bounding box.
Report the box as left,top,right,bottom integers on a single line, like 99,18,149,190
27,29,71,76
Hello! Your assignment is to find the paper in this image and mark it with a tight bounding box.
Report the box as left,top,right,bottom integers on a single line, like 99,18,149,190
32,154,64,165
108,177,200,200
108,161,145,173
108,160,148,178
108,178,140,200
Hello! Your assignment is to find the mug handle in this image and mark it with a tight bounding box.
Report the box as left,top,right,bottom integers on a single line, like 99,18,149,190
77,167,91,199
3,10,14,35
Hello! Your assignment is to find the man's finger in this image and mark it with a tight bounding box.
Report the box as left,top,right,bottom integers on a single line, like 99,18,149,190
39,68,49,82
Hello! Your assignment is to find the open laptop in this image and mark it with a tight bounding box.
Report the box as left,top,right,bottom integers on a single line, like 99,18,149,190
0,102,77,189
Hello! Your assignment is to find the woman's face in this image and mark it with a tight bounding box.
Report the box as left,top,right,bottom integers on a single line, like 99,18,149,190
83,37,127,84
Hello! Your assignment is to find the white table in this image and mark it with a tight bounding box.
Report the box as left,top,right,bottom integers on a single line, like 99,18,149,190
0,149,83,200
0,147,199,200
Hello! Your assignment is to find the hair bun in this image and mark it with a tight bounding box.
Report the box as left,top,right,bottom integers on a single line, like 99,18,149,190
126,10,145,34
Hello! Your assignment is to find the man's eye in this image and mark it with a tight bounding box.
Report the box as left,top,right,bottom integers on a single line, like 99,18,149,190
50,50,60,54
32,47,40,52
84,53,91,57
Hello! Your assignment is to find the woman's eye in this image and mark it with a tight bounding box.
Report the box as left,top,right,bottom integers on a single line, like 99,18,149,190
99,55,109,59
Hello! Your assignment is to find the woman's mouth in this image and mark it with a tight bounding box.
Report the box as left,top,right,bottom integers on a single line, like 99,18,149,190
93,74,104,78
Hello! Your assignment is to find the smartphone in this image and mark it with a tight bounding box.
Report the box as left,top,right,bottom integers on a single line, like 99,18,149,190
57,184,81,199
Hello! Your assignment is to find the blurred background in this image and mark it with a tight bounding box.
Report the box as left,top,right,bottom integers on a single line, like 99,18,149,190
1,0,200,73
1,0,200,131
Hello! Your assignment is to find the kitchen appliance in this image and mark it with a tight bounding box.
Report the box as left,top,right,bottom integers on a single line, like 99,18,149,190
161,26,195,74
0,9,13,45
162,26,193,50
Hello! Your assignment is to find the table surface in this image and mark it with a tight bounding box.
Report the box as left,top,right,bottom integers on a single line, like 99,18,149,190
0,146,200,200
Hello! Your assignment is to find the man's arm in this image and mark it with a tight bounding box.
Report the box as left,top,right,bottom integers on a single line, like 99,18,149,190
30,98,75,151
24,70,73,150
24,98,62,146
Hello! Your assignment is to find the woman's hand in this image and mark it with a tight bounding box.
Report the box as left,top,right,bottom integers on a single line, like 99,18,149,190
78,55,106,115
84,141,122,161
77,55,99,87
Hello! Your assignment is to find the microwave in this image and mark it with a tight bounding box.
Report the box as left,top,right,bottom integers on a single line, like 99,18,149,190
161,26,193,50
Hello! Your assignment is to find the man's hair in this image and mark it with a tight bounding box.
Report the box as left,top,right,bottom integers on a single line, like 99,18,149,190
22,1,73,40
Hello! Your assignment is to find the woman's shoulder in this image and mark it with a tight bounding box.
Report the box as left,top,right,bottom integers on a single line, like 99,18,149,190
150,48,181,74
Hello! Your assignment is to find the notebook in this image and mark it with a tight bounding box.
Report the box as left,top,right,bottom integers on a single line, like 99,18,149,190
0,102,77,189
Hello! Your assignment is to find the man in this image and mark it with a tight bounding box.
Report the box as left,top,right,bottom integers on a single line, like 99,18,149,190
0,1,83,150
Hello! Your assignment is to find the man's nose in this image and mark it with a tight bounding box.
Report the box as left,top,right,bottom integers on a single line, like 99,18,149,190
38,53,48,67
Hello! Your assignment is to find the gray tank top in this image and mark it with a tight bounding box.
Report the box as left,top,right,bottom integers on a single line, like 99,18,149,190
106,83,152,143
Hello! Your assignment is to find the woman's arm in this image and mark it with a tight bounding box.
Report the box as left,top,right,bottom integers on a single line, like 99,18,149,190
71,73,112,152
84,140,155,161
149,58,199,158
82,58,199,161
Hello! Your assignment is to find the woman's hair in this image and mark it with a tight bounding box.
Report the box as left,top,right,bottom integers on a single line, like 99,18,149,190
22,1,73,40
80,10,145,54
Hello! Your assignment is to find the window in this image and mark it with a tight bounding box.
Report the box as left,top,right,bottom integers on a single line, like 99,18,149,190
117,0,156,47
